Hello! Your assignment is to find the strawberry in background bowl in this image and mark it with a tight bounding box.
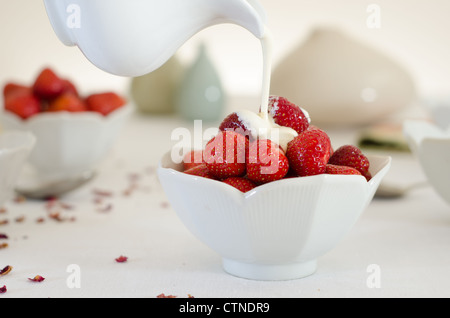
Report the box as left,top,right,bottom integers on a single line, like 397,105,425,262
1,67,132,184
158,96,391,280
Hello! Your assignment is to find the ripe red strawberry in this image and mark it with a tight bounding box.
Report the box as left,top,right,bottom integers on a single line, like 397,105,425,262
4,93,41,119
184,164,216,179
223,177,256,193
183,150,204,171
286,126,331,177
32,68,65,99
203,130,248,179
325,164,362,176
263,96,309,134
3,83,30,100
219,112,251,136
246,139,289,183
61,79,79,96
328,145,372,181
47,93,87,112
85,92,126,116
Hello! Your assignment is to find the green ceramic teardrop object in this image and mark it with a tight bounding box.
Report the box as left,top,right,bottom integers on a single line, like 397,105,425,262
130,55,184,114
175,44,225,122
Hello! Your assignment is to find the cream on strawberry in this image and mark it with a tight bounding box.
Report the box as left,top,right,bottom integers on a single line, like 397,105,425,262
219,96,311,152
221,109,298,152
266,96,311,135
268,96,310,123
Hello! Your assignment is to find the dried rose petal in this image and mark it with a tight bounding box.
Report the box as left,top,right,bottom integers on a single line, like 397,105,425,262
36,217,45,223
0,243,8,249
28,275,45,282
0,234,8,239
0,265,12,276
157,293,177,298
97,204,113,213
45,198,57,210
115,255,128,263
60,202,74,210
48,212,63,222
129,172,140,180
122,188,132,196
0,285,6,294
92,189,113,197
160,202,170,209
14,195,26,203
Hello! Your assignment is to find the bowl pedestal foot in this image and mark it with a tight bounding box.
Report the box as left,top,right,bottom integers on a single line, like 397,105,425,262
222,258,317,281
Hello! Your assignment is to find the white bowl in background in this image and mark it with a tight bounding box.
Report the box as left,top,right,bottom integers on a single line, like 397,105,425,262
422,96,450,130
404,119,450,204
157,150,391,281
0,131,36,205
0,104,132,183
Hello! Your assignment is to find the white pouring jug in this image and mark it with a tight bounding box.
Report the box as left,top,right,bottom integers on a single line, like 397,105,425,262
43,0,267,77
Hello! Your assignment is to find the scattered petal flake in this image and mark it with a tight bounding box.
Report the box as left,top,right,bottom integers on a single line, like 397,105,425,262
0,265,12,276
0,243,8,249
14,195,26,203
160,202,170,209
0,285,6,294
115,255,128,263
36,217,45,223
157,293,177,298
59,202,74,210
28,275,45,282
97,203,113,213
92,189,113,197
48,212,64,222
0,233,7,239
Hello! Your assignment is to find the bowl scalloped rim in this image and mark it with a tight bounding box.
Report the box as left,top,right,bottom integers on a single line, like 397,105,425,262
1,102,133,126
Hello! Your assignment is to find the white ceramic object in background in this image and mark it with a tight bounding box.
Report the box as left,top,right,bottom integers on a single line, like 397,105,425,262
158,151,391,281
43,0,267,77
271,28,416,127
0,105,132,183
422,96,450,130
403,120,450,205
0,131,36,205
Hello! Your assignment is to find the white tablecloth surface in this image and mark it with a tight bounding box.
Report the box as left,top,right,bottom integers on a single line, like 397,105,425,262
1,100,450,299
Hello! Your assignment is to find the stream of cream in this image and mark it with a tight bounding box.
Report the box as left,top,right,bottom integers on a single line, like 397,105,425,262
233,27,298,152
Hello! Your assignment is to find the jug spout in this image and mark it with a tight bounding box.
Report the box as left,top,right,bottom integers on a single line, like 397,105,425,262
42,0,267,77
214,0,267,39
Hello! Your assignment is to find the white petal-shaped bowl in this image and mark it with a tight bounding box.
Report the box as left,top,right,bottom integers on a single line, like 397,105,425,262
422,96,450,130
157,151,391,280
0,131,36,205
0,105,132,182
403,120,450,204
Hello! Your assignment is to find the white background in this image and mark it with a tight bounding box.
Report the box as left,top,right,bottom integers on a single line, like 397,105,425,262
2,1,450,298
1,0,449,99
